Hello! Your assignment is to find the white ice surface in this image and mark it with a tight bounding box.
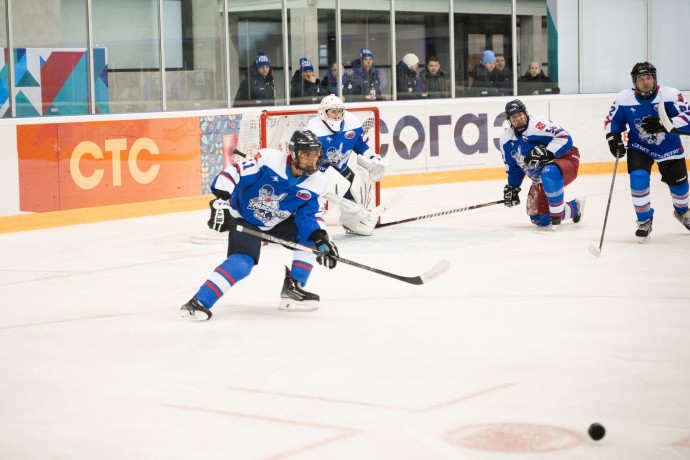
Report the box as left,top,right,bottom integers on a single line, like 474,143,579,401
1,174,689,459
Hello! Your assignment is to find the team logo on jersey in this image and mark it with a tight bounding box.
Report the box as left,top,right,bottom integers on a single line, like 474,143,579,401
247,185,290,224
636,119,664,146
326,146,348,169
535,121,546,130
344,131,356,139
296,190,312,200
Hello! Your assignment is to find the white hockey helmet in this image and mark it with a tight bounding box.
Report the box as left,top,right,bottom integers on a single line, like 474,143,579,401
319,94,345,132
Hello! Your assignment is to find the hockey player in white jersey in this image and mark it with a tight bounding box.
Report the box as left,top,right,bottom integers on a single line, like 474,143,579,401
180,130,339,320
305,94,389,235
500,99,584,229
605,62,690,242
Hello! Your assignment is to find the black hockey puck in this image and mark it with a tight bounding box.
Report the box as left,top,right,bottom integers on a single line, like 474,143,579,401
588,423,605,441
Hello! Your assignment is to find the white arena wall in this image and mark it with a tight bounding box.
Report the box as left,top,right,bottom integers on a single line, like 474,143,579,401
1,93,688,232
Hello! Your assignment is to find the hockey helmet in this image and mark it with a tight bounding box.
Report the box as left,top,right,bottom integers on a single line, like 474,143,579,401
630,62,657,98
505,99,529,135
319,94,345,132
289,130,323,175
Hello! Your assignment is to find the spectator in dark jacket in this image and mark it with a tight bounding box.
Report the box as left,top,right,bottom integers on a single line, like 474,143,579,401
468,50,500,97
290,57,325,104
518,60,560,95
234,51,275,107
349,48,382,101
492,53,513,96
320,62,349,96
419,57,450,98
396,53,424,99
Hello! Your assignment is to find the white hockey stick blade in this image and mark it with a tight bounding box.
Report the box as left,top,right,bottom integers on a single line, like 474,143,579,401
418,259,451,284
588,243,601,257
658,98,674,132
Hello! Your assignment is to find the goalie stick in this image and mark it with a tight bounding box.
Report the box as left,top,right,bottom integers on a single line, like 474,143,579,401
233,223,450,285
375,199,506,228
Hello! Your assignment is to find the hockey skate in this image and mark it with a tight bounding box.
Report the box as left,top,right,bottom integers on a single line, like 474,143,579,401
673,210,690,231
179,297,212,320
549,215,562,230
635,217,653,243
573,197,586,224
279,267,320,312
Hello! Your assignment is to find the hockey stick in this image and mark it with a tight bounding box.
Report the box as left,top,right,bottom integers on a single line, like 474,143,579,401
657,99,689,136
375,199,506,229
233,223,450,285
588,155,620,257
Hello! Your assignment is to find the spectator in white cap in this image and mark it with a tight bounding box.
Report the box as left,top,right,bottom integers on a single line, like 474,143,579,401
396,53,424,99
349,47,382,101
290,57,325,103
234,51,276,107
468,49,500,97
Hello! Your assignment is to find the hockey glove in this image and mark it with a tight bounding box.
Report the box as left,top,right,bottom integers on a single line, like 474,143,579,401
503,185,521,207
640,115,665,133
207,198,231,232
358,153,389,182
524,146,554,169
310,229,339,269
606,132,626,158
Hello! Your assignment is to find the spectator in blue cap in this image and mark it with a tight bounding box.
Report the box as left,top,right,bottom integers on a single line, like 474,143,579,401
234,51,275,107
467,49,499,97
290,57,325,104
348,47,382,101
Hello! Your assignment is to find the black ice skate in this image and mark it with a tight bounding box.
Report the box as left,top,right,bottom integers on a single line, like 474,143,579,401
635,217,653,243
179,297,212,320
279,267,320,312
573,197,586,224
673,210,690,231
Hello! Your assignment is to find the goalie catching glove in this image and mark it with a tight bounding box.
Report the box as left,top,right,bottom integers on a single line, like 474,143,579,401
207,198,231,232
357,152,390,182
503,185,521,207
524,145,554,169
310,229,338,269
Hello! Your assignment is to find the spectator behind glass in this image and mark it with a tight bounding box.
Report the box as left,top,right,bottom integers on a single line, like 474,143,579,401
468,50,500,97
349,48,382,101
518,60,560,95
290,57,325,104
320,62,350,97
234,51,276,107
492,53,513,96
396,53,424,99
419,57,450,98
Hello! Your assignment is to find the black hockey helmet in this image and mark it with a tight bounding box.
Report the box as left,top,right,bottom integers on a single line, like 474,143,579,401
630,62,657,97
505,99,529,135
289,130,323,175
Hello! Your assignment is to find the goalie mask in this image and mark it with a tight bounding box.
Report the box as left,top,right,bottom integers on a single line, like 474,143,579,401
505,99,529,135
319,94,345,132
289,130,323,176
630,62,657,98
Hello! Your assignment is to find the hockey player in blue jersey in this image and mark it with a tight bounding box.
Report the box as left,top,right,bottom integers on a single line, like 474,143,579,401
180,130,339,320
604,62,690,242
305,94,389,235
500,99,584,229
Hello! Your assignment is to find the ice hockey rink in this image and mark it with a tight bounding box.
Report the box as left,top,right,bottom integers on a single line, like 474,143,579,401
1,172,689,460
